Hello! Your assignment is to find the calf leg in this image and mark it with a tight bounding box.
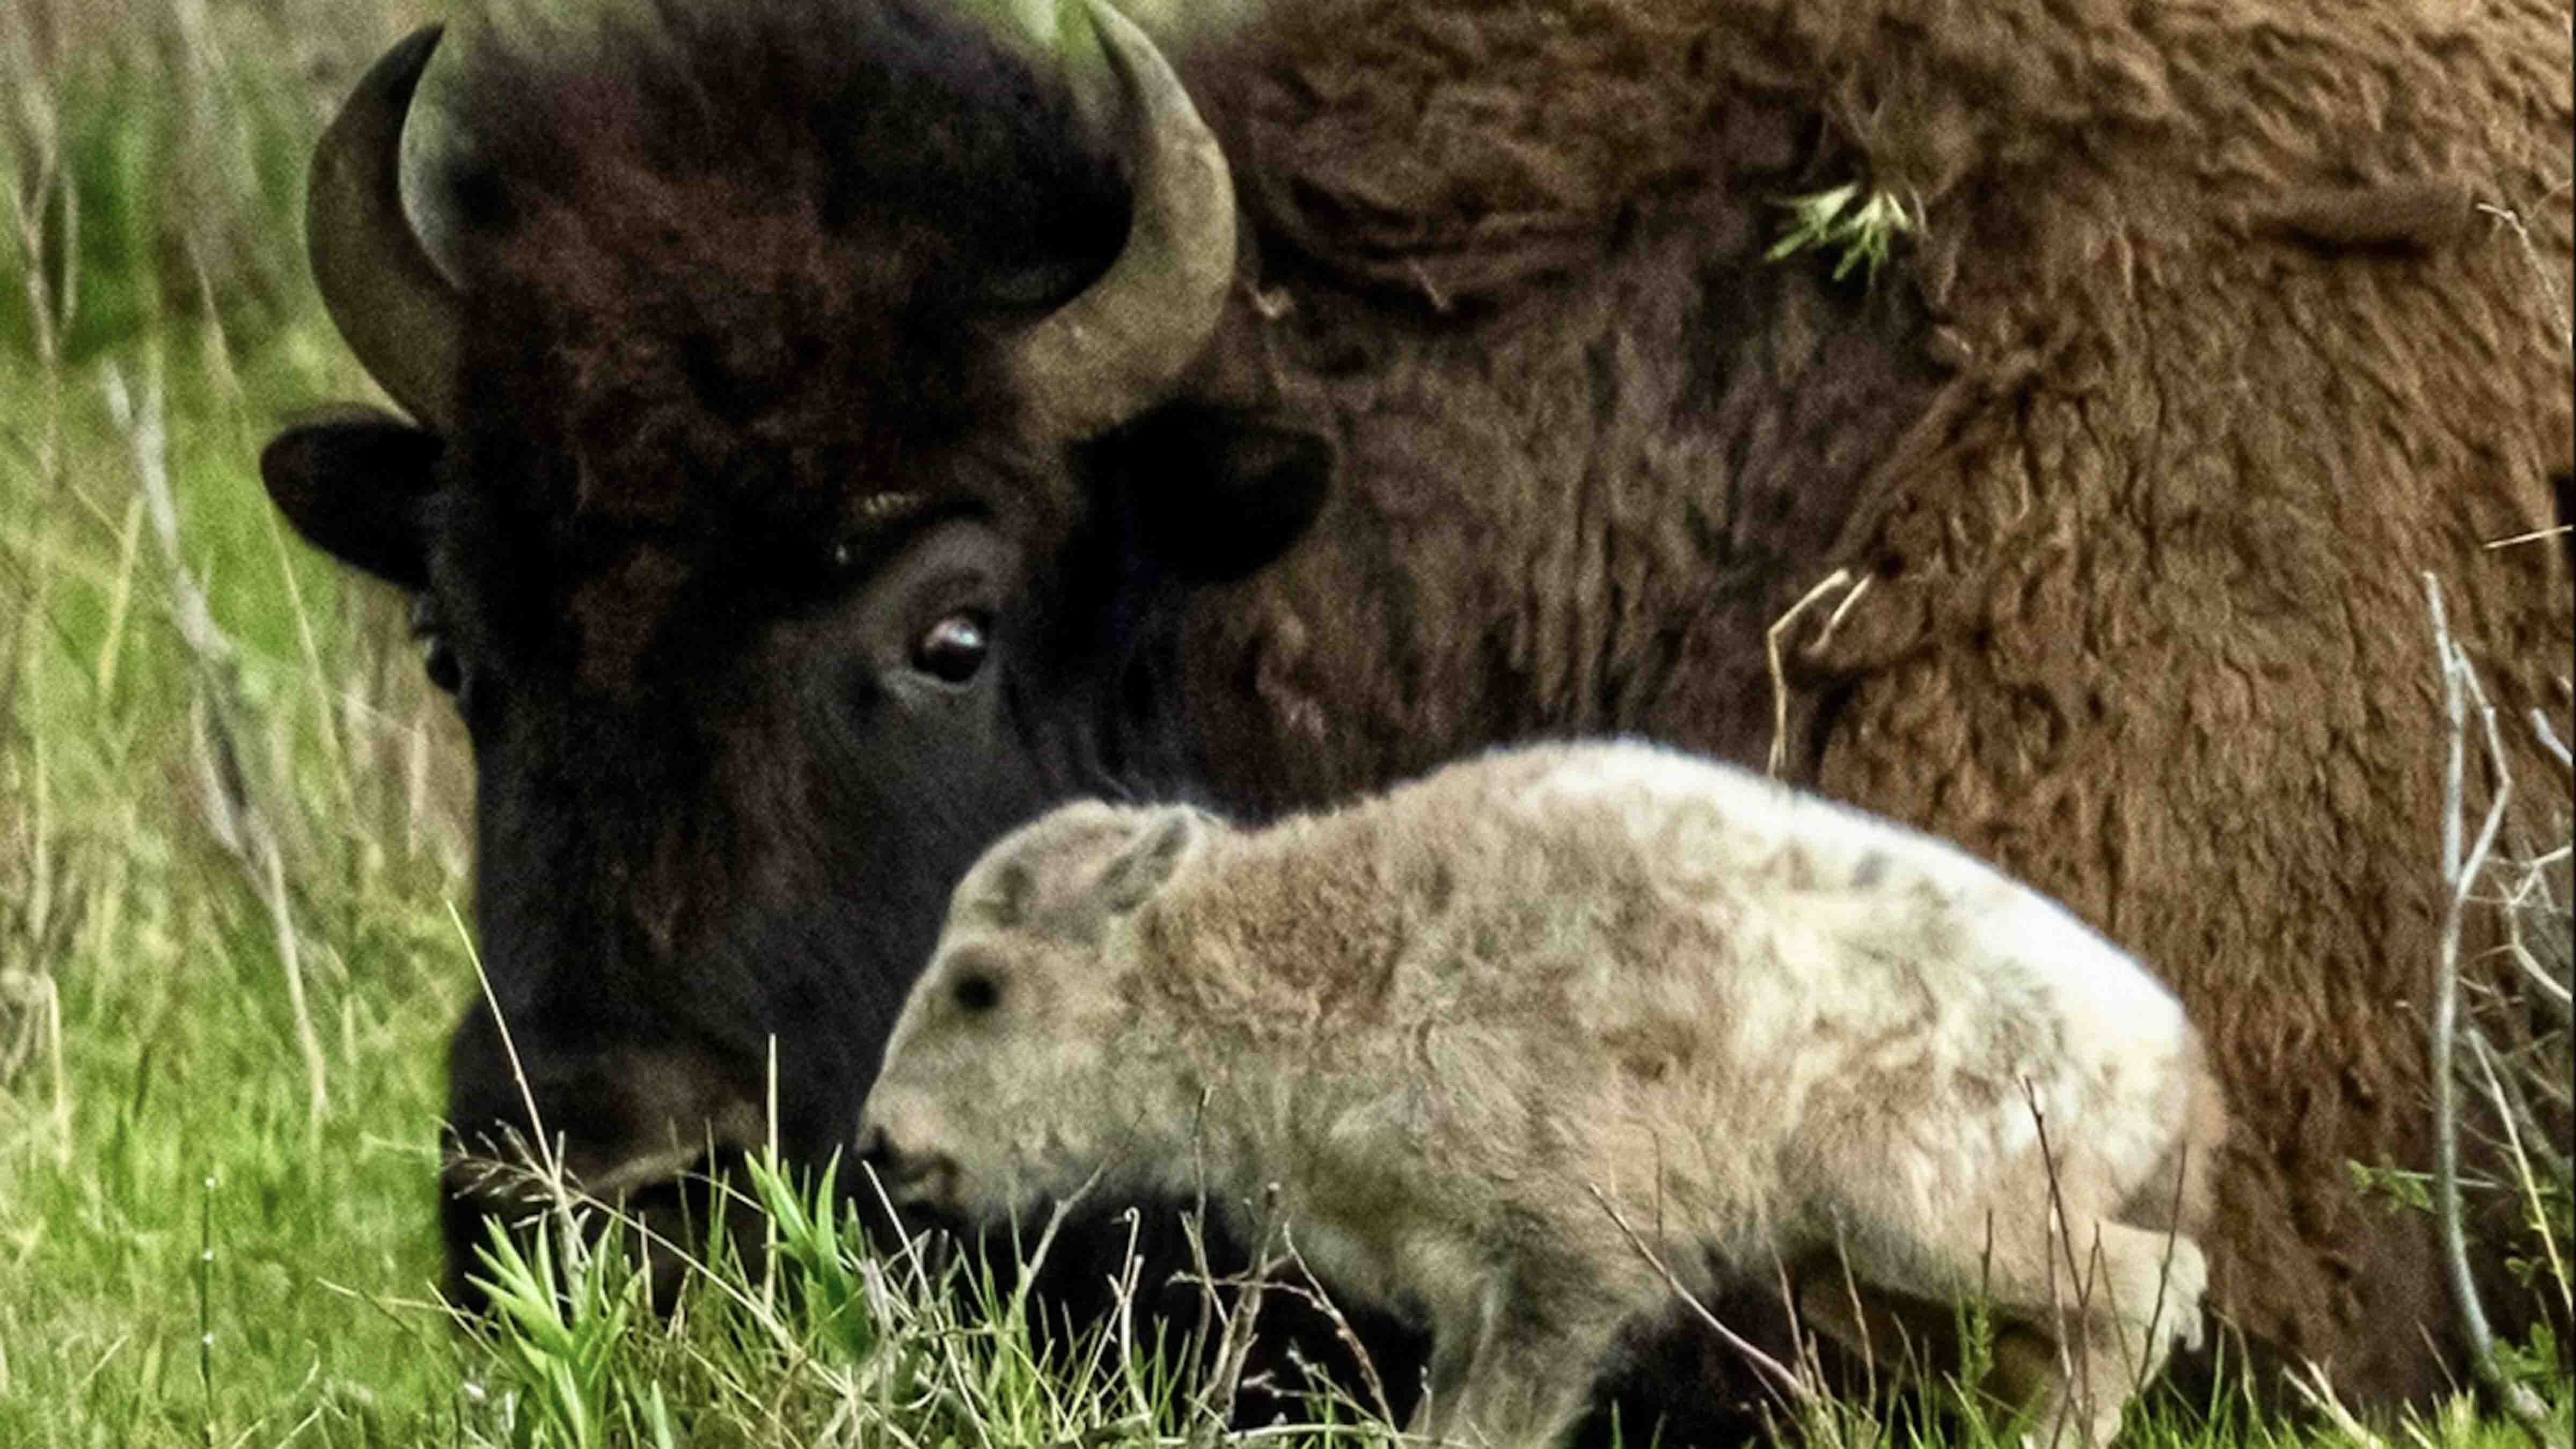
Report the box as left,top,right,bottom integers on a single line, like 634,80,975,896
1413,1285,1487,1440
1809,1193,2205,1448
1791,1264,2105,1435
1794,1261,1970,1377
1408,1257,1646,1449
1979,1221,2205,1448
1419,1308,1627,1449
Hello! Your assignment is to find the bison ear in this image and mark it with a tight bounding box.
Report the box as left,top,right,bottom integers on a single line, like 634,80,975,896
259,405,443,589
1113,405,1333,584
1098,808,1203,914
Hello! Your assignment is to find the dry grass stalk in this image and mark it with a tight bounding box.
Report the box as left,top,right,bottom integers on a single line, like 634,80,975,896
1586,1180,1819,1413
1276,1221,1397,1429
2285,1359,2394,1449
2475,195,2572,350
2465,1033,2571,1323
447,898,568,1216
1766,567,1867,779
108,358,332,1133
2018,1077,2098,1449
0,965,64,1118
2420,571,2556,1437
1177,1181,1285,1449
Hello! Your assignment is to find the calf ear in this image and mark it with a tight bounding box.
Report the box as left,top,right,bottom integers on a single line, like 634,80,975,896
1098,808,1203,913
259,405,442,589
1113,405,1333,584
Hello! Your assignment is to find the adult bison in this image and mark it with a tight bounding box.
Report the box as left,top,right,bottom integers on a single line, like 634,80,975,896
260,0,2570,1416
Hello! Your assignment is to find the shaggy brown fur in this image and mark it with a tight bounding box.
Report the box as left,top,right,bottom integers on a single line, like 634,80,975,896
1161,0,2573,1406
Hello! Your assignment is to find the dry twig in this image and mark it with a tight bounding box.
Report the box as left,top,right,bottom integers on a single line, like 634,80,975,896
2017,1078,2096,1449
1175,1182,1285,1449
2420,572,2554,1436
1276,1221,1396,1429
1766,568,1864,778
1586,1181,1817,1410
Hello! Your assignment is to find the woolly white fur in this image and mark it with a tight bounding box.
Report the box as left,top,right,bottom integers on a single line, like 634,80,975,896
864,740,2224,1449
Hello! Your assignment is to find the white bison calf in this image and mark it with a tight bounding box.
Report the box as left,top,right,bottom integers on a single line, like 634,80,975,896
861,740,2224,1449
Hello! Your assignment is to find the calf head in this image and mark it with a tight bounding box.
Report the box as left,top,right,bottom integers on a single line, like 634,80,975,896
862,801,1209,1221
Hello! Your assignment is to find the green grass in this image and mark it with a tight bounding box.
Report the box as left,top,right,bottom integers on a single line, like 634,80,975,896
0,249,478,1448
1765,183,1919,287
0,340,473,1438
0,2,2566,1446
3,3,475,1441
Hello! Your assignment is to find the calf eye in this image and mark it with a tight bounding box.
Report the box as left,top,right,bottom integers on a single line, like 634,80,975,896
912,610,991,684
952,970,1002,1015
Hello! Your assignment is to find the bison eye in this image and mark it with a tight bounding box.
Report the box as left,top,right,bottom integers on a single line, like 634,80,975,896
912,610,991,685
409,597,462,695
952,970,1002,1014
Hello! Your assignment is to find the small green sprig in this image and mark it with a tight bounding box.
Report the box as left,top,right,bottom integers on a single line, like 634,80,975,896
1765,182,1921,285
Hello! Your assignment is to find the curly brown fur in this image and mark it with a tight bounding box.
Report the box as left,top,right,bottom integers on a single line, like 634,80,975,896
1164,0,2573,1402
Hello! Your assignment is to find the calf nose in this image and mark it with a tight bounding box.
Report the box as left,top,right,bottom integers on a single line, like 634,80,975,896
856,1122,892,1170
851,1121,956,1209
854,1120,923,1194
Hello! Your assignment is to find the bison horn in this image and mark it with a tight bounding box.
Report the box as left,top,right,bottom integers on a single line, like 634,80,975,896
307,25,463,430
1009,0,1236,441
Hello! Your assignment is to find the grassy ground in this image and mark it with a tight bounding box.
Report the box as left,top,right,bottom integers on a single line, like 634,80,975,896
0,3,2565,1447
1,2,478,1441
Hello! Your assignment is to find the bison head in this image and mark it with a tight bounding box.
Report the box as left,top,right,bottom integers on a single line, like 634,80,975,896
259,0,1327,1302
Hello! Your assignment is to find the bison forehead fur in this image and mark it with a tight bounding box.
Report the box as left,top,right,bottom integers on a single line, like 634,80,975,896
439,0,1129,669
864,741,2230,1449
